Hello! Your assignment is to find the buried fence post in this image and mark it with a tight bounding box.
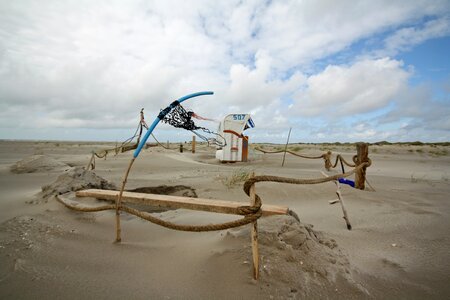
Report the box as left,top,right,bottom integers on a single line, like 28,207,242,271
179,144,183,153
249,172,259,280
355,143,369,190
192,136,196,154
115,158,136,242
335,179,352,230
86,151,95,170
323,151,332,171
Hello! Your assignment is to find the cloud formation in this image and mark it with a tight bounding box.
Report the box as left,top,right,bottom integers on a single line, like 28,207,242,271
0,0,449,142
293,58,410,117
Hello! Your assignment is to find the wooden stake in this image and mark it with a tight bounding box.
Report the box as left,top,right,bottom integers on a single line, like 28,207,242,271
323,151,332,171
249,172,259,279
355,143,369,190
281,127,292,167
115,157,136,242
86,151,95,170
321,171,352,230
192,136,196,154
335,179,352,230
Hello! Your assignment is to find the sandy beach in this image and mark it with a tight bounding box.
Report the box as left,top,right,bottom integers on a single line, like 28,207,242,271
0,140,449,299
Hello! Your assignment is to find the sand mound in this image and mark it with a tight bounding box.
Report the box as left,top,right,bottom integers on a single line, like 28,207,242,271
36,167,117,203
125,185,197,213
222,216,368,298
0,214,71,284
10,155,69,174
129,185,197,198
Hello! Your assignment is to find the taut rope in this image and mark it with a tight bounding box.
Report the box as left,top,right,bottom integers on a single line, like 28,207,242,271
59,162,370,232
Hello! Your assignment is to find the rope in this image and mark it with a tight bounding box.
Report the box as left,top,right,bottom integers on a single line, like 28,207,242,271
121,205,261,232
59,161,370,233
243,162,369,191
57,194,262,232
93,122,143,159
56,196,115,212
255,148,324,159
91,108,150,162
255,147,361,173
331,154,356,168
151,133,175,150
151,133,196,152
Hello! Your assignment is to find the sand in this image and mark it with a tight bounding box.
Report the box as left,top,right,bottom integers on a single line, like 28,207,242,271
10,154,70,174
0,140,449,299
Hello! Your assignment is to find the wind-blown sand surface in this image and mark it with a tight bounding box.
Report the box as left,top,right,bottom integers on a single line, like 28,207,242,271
0,140,449,299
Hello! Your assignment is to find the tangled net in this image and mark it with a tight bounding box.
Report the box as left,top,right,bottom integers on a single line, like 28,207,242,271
161,104,226,147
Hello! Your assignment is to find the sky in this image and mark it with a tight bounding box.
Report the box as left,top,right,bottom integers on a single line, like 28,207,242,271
0,0,449,143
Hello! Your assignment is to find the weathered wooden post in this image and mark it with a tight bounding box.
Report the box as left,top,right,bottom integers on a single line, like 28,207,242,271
86,151,95,170
249,172,259,280
323,151,332,171
192,136,196,154
179,144,183,153
355,143,369,190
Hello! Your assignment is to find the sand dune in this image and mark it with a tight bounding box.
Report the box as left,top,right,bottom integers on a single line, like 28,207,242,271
0,140,449,299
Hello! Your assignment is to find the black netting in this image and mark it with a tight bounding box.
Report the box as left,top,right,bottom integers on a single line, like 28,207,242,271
161,104,226,147
161,105,200,131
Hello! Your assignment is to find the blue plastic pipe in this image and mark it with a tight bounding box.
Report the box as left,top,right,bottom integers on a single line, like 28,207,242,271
338,178,355,188
133,91,214,158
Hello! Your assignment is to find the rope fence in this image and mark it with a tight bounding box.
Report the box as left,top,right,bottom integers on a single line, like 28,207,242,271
57,160,370,279
256,143,372,190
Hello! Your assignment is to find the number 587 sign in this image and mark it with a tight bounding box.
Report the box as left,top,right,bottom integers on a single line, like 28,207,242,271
232,114,246,121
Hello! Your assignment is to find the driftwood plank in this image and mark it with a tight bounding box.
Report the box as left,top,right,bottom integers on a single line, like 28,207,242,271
76,189,289,216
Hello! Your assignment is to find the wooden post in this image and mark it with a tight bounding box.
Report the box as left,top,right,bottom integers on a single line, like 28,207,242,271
115,158,136,242
281,127,292,167
86,151,95,170
335,179,351,230
249,173,259,280
321,171,352,230
167,140,169,149
323,151,332,171
355,143,369,190
192,136,196,154
179,144,183,153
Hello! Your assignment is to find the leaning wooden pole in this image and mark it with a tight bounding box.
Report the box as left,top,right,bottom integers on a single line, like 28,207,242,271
281,127,292,167
323,151,332,171
86,151,95,170
322,171,352,230
113,92,215,242
355,143,369,190
335,179,351,230
249,173,259,280
115,158,136,242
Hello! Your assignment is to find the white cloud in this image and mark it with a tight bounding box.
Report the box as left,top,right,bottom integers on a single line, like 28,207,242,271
224,51,305,109
292,58,410,117
378,84,450,131
0,1,449,142
253,0,450,69
378,16,450,57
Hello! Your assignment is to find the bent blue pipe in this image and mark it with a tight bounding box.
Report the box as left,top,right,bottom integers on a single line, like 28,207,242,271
133,91,214,158
338,178,355,188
